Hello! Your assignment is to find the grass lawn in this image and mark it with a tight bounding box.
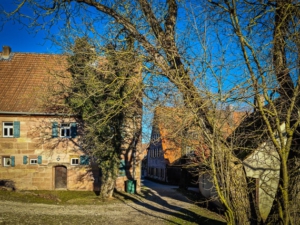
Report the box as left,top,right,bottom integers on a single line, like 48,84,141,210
0,189,130,205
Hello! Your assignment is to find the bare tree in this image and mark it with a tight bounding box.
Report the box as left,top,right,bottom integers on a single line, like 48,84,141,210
3,0,300,224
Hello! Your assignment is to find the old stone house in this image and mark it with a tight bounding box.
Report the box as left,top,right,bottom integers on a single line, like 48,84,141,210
0,46,142,192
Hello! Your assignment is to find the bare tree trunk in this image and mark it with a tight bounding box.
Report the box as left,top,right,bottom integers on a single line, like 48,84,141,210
100,172,116,199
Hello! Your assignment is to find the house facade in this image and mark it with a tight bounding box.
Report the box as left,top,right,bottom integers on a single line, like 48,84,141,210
146,107,193,184
0,46,142,192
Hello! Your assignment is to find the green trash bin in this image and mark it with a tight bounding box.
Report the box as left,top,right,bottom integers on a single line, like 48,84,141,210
126,180,136,194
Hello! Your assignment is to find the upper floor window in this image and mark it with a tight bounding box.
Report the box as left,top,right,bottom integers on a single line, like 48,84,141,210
2,122,20,138
60,123,71,137
3,122,13,137
52,122,77,138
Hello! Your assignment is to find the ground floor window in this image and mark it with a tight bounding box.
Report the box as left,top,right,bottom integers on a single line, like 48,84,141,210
3,157,11,166
30,159,38,165
71,158,79,165
2,156,14,167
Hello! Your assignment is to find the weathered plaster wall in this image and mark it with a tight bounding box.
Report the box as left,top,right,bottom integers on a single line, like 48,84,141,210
243,141,280,221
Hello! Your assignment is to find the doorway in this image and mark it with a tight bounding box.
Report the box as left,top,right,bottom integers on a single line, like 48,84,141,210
55,166,67,189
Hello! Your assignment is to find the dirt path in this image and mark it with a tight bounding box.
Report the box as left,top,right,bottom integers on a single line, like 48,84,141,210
0,180,201,225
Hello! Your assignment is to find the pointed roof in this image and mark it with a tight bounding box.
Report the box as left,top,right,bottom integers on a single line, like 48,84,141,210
0,50,67,114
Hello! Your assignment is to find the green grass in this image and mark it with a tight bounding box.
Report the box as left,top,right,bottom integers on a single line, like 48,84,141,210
0,189,135,205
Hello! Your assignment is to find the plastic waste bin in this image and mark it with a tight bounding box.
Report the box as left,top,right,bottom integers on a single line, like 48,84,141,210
126,179,136,194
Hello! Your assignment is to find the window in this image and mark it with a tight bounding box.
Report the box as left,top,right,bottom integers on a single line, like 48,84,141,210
60,123,71,137
119,159,125,176
80,155,90,165
52,122,77,138
71,158,79,165
3,122,13,137
3,157,11,166
30,159,38,165
3,122,20,138
2,156,15,167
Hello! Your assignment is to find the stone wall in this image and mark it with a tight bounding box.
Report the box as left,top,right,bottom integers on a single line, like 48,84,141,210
0,114,141,192
0,114,98,191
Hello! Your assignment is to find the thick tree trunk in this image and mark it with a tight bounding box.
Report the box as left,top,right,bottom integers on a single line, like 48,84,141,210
100,172,116,199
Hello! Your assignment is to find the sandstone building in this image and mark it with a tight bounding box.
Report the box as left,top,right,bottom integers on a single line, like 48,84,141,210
0,46,141,192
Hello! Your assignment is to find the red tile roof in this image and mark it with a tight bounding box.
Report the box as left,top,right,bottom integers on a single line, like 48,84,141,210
153,107,246,164
0,52,67,113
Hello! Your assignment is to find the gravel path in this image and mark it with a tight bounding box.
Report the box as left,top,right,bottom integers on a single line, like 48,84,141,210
0,180,198,225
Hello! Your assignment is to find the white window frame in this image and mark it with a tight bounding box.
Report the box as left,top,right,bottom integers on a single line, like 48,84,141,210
60,123,71,138
30,159,38,165
3,157,11,167
71,158,79,165
3,122,13,137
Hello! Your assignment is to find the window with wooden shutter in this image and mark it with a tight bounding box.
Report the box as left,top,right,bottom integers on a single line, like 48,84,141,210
80,155,89,165
23,156,28,164
70,122,77,138
37,156,42,164
10,156,15,167
3,122,20,138
13,122,20,138
52,122,58,138
119,159,126,177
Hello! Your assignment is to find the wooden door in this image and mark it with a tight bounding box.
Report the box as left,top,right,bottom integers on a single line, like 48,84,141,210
55,166,67,189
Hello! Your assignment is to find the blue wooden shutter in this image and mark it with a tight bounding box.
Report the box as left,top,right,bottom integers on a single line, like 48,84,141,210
10,156,15,167
52,122,58,138
80,155,89,165
23,156,28,164
37,156,42,164
119,159,126,177
13,121,20,138
70,122,77,138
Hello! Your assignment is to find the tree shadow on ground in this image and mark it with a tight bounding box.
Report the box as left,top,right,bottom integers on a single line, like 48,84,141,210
114,188,225,225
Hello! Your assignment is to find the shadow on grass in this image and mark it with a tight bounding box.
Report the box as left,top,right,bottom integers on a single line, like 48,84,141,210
114,187,225,225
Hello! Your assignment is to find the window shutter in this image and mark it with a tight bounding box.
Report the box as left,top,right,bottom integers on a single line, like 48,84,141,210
70,122,77,138
11,156,15,167
13,121,20,138
52,122,58,138
23,156,28,164
80,155,89,165
119,159,126,177
37,156,42,164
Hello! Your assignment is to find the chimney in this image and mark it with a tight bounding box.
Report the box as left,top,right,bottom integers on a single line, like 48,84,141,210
2,46,12,59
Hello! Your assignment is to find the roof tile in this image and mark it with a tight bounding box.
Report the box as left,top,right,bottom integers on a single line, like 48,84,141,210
0,53,67,113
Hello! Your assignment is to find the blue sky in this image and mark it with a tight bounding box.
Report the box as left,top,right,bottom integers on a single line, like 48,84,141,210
0,14,60,53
